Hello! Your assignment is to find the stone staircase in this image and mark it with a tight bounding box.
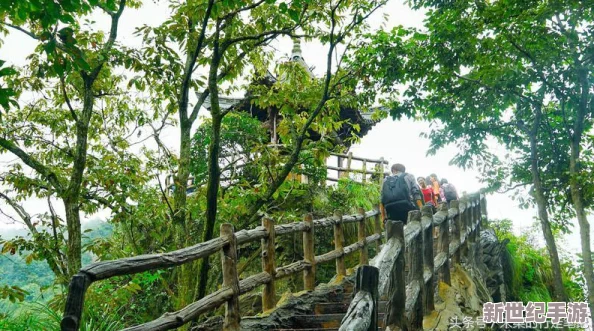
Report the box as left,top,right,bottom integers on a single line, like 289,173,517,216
273,282,386,331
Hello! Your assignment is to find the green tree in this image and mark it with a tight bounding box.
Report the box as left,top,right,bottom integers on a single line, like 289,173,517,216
130,0,388,309
0,0,157,282
349,0,594,307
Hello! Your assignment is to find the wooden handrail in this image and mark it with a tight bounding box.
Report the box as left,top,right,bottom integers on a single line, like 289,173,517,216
326,165,383,175
63,190,484,331
341,192,485,331
328,152,386,185
61,207,384,331
339,265,379,331
163,152,387,192
330,152,389,165
122,272,272,331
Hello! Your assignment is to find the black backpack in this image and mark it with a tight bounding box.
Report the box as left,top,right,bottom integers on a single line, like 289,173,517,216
381,174,414,210
443,183,457,202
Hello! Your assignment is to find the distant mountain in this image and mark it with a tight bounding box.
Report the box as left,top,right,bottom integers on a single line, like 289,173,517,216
0,220,114,313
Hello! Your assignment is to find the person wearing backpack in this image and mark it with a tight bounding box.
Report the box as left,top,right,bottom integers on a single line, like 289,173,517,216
380,164,423,224
440,178,459,204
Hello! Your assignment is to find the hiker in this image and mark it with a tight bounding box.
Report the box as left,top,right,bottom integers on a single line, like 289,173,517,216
380,164,423,224
417,177,435,206
440,178,459,204
429,173,441,205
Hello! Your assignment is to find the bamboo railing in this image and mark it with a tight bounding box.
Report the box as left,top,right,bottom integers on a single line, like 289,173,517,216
340,193,485,330
61,207,384,331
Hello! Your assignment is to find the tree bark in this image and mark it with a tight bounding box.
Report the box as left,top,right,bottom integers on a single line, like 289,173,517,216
527,103,567,302
63,79,96,277
196,29,224,302
172,120,194,313
174,121,192,240
568,64,594,320
63,198,83,277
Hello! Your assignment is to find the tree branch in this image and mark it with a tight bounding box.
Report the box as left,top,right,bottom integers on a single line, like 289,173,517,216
504,34,567,100
1,22,40,40
0,138,64,193
0,22,68,52
223,27,296,49
220,0,267,23
59,75,78,122
178,0,216,123
0,192,36,235
82,191,130,214
47,196,67,276
88,0,127,81
156,175,175,221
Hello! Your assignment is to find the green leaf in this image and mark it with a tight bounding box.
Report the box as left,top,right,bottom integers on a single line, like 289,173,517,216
288,9,300,22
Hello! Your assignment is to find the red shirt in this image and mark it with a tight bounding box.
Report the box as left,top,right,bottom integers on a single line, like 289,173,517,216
421,187,433,204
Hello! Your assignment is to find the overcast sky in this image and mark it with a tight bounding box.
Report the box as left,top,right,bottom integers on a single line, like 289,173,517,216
0,0,585,258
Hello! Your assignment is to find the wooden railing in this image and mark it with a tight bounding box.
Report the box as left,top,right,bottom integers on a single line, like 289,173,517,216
164,163,246,192
340,193,485,330
61,207,384,331
327,152,388,184
164,151,388,191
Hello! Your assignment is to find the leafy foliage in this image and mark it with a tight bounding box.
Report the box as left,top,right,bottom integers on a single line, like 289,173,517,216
490,219,585,303
348,0,594,304
0,59,18,115
190,112,268,184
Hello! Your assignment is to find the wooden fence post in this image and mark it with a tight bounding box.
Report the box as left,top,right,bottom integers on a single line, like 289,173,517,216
462,198,471,261
439,202,452,285
346,152,353,178
465,198,472,260
337,155,344,178
408,211,424,330
374,204,382,249
377,157,385,186
466,199,475,261
358,208,369,266
303,214,316,291
452,199,463,265
421,205,435,315
220,224,240,330
61,273,92,331
385,220,405,330
262,218,276,311
480,194,488,223
475,196,483,258
356,265,379,331
362,160,367,183
474,197,481,243
334,210,347,278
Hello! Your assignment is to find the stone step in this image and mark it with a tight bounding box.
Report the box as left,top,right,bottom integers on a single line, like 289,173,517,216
290,313,386,329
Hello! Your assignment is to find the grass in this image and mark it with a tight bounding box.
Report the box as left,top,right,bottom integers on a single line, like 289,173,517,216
0,301,125,331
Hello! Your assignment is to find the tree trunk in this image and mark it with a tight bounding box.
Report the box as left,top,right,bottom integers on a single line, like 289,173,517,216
174,121,192,242
173,120,193,312
196,113,222,301
64,198,83,277
568,64,594,320
528,105,568,302
63,80,95,277
196,35,223,301
568,122,594,320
